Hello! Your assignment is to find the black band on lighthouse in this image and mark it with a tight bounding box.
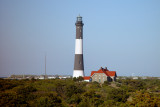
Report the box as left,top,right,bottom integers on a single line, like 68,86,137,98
76,22,83,39
74,54,84,70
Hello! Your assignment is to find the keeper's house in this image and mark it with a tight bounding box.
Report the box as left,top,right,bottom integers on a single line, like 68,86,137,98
83,67,117,83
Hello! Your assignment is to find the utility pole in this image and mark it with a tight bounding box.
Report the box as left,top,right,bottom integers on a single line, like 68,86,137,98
45,55,46,79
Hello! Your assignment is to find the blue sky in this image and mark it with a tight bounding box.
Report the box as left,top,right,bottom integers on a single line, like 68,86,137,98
0,0,160,77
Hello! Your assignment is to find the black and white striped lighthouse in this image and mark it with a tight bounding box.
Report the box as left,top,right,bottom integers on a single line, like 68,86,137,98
73,15,84,77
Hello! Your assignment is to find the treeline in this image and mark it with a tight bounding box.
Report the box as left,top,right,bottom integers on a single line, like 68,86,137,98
0,78,160,107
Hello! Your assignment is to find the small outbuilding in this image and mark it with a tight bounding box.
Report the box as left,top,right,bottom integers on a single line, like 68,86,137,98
83,76,91,82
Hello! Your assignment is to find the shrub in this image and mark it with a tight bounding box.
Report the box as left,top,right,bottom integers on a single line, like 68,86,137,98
107,88,129,103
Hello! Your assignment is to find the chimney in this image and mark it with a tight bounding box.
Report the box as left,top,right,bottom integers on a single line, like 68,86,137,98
101,67,103,70
105,67,109,71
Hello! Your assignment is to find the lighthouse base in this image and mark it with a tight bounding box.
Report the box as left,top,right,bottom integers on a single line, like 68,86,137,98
73,70,84,77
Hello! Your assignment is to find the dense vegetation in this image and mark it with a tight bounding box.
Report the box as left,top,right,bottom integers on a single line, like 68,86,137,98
0,78,160,107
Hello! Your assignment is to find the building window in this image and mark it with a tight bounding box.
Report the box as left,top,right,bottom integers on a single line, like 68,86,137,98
79,61,81,64
80,29,81,32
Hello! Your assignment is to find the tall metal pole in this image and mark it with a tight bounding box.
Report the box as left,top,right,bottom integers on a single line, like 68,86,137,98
45,55,46,79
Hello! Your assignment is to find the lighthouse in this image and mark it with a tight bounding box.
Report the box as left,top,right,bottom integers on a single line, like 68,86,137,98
73,15,85,77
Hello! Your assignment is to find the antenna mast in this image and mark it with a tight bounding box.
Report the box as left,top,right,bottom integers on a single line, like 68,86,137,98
45,55,46,79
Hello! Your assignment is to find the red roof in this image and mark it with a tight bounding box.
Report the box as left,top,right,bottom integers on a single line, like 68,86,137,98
107,71,116,77
90,68,116,77
91,71,97,76
83,76,90,80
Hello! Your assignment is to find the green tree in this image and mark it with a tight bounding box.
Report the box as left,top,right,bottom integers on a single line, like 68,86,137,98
81,89,104,107
77,76,84,82
73,76,84,82
103,81,111,86
73,77,77,82
33,94,64,107
65,83,84,97
67,94,82,105
130,91,160,107
0,92,28,106
107,88,129,103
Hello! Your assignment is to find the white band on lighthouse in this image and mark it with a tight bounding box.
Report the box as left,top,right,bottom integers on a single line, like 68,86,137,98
75,39,83,54
73,70,84,77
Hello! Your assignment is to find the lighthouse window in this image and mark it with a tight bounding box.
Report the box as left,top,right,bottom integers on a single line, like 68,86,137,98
80,29,81,32
79,61,81,64
78,17,82,21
